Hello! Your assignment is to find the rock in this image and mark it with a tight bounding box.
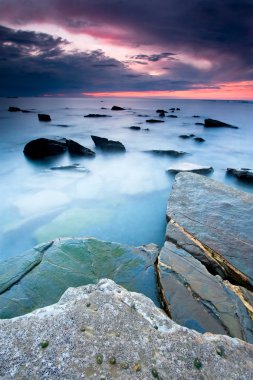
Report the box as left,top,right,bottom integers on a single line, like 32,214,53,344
156,109,168,114
158,111,166,117
147,150,187,157
167,114,178,118
204,118,238,129
101,107,107,109
146,119,165,123
143,128,150,131
23,138,67,159
157,172,253,342
129,126,141,130
84,114,111,118
176,108,181,110
8,106,21,112
179,134,195,139
91,135,126,151
195,122,204,125
21,109,32,113
169,108,175,111
111,105,125,111
1,279,253,379
38,113,51,122
50,164,89,172
166,173,253,286
192,115,200,118
194,137,205,142
167,163,213,174
158,241,253,342
227,168,253,183
66,139,95,156
0,238,159,319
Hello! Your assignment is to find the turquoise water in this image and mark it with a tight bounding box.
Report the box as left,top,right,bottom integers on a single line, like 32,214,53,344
0,97,252,260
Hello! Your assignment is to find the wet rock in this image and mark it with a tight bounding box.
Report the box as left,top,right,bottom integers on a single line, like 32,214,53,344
23,138,67,159
204,118,238,129
195,122,204,125
111,105,125,111
129,126,141,130
146,119,164,123
179,134,195,139
1,279,253,380
8,106,21,112
147,150,187,157
38,113,51,122
167,114,178,118
158,241,253,342
0,238,159,319
167,163,213,174
192,115,200,118
176,108,181,110
169,108,175,111
158,110,166,117
66,139,95,156
50,164,89,172
101,107,107,109
21,109,32,113
91,135,126,151
227,168,253,183
84,114,111,118
166,172,253,289
194,137,205,142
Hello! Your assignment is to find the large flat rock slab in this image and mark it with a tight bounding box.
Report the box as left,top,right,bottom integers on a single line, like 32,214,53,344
158,241,253,342
167,172,253,288
1,279,253,380
0,238,159,319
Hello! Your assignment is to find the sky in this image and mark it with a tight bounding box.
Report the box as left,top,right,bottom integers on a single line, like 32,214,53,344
0,0,252,99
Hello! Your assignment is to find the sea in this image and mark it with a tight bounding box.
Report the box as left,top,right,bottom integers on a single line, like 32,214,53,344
0,97,252,262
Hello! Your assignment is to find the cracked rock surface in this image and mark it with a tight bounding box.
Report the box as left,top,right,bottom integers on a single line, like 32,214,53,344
1,279,253,380
0,238,159,319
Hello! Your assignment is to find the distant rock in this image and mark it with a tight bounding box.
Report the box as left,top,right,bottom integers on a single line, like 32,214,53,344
159,111,166,117
0,238,159,318
167,114,178,118
56,124,70,128
111,105,125,111
169,108,175,111
147,150,187,157
1,279,253,380
38,113,51,122
91,135,126,151
156,109,168,114
195,122,204,125
143,128,150,131
146,119,164,123
192,115,200,118
129,126,141,130
21,109,32,113
194,137,205,142
227,168,253,183
8,106,21,112
84,114,111,118
137,114,149,117
23,138,67,159
179,134,195,139
204,118,238,128
66,139,95,156
167,163,213,174
101,107,107,109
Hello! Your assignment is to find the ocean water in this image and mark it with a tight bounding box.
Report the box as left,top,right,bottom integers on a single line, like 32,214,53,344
0,97,252,261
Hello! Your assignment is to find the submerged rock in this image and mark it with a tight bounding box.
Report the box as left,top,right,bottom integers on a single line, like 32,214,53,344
179,134,195,139
84,114,111,117
227,168,253,183
1,279,253,380
38,113,51,122
204,118,238,129
146,119,164,123
194,137,205,142
8,106,21,112
167,163,213,174
0,238,159,319
147,150,187,157
129,126,141,130
23,138,67,159
50,164,89,172
156,109,168,114
111,105,125,111
167,114,178,118
91,135,126,151
66,139,95,156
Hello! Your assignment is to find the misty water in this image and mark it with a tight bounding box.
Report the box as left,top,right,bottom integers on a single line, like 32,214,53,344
0,97,252,262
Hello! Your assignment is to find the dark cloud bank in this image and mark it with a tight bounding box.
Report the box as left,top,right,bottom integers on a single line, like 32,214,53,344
0,0,252,96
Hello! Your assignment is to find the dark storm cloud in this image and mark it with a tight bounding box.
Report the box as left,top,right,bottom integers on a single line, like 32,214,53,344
0,24,199,96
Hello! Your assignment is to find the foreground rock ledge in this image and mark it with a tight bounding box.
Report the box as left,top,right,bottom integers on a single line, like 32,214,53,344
0,279,253,380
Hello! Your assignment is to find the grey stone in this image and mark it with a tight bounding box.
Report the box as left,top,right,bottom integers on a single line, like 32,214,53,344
227,168,253,184
147,150,187,157
0,238,160,319
0,279,253,379
167,163,213,174
66,139,95,156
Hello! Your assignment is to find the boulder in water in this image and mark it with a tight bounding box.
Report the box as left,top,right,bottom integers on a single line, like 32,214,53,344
38,114,51,122
91,135,126,151
204,118,238,129
23,138,67,159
